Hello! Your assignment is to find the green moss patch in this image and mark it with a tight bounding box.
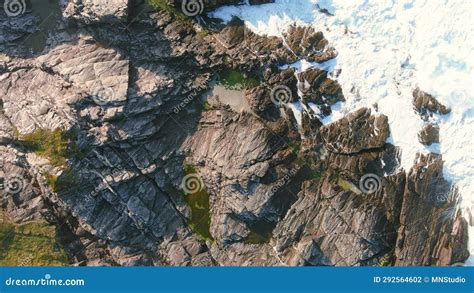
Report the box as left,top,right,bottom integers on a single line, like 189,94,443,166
287,141,301,154
244,230,271,244
201,101,211,112
244,219,274,244
21,128,84,167
18,128,85,193
0,219,68,266
44,170,76,193
146,0,187,19
218,68,260,90
182,165,213,242
186,188,213,241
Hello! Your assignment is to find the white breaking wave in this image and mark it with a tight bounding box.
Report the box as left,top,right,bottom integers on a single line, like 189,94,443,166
210,0,474,264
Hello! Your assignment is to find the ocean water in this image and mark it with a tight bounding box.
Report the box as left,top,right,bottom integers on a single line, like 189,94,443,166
210,0,474,264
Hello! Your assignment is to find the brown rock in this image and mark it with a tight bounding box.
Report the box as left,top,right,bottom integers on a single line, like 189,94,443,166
283,25,337,63
413,88,451,120
395,153,469,265
320,108,390,154
418,124,440,145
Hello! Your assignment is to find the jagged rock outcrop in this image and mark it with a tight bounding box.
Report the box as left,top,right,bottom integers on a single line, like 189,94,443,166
283,24,337,63
320,108,389,154
271,147,468,266
413,89,449,146
418,124,439,145
183,111,296,233
395,153,469,265
413,88,451,120
213,17,336,71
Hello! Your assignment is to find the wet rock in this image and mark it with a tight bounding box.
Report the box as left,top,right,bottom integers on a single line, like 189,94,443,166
320,108,389,154
298,68,344,116
214,19,336,72
264,67,298,103
395,153,469,265
418,124,439,145
248,0,274,5
283,24,337,63
413,88,451,120
272,143,467,266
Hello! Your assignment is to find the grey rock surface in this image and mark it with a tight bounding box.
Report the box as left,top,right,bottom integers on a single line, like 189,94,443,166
61,0,129,24
0,0,468,267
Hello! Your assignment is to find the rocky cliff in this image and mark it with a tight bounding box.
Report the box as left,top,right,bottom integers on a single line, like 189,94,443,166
0,0,468,266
